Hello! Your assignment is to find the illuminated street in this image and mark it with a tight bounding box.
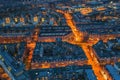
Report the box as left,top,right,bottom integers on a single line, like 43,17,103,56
56,10,84,42
0,0,120,80
57,10,113,80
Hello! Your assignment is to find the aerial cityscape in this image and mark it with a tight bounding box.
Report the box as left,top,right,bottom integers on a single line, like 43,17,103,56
0,0,120,80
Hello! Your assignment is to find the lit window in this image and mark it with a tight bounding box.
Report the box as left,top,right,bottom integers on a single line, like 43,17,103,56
20,17,24,22
34,16,38,22
5,17,10,24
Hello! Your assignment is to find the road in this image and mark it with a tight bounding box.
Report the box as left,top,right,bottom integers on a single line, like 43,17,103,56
57,10,113,80
22,28,40,70
56,10,83,42
31,60,88,69
81,45,112,80
0,60,15,80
